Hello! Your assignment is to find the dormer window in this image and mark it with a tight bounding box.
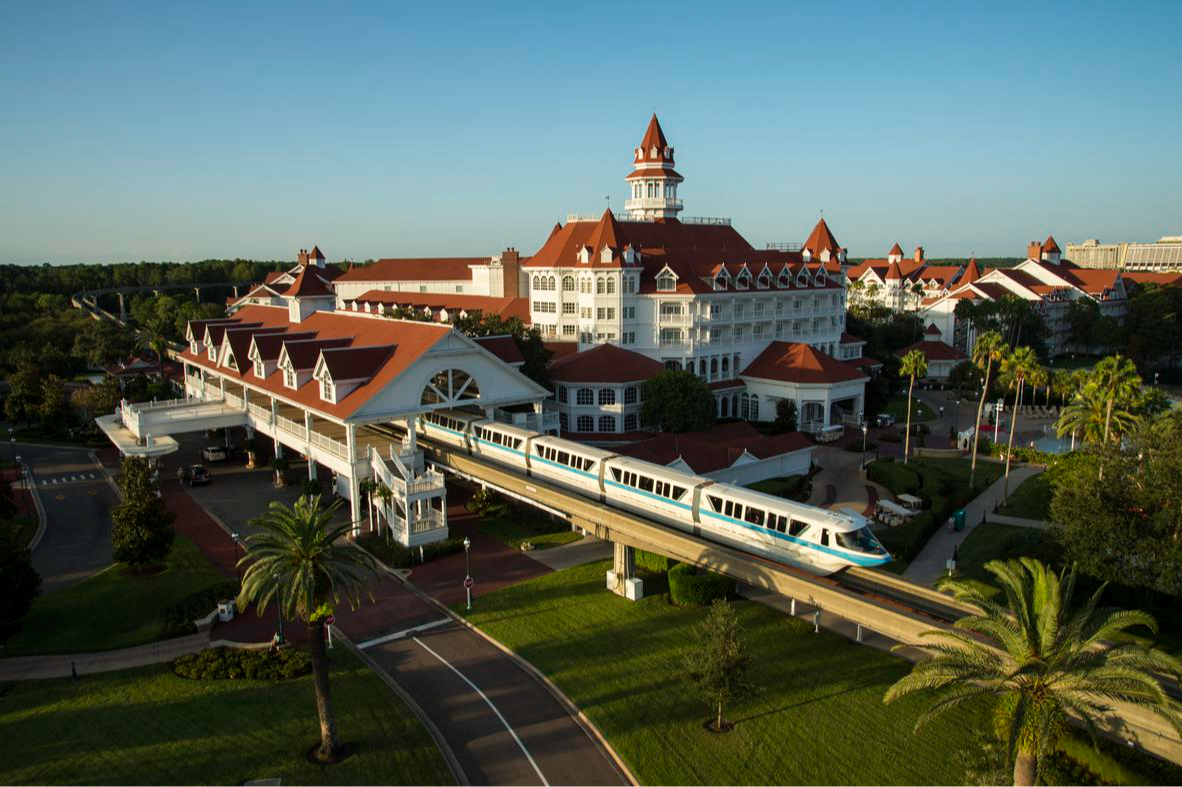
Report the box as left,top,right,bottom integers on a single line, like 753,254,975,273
190,341,198,354
253,359,264,378
578,246,592,264
321,378,334,402
736,273,750,291
600,246,613,264
778,272,791,288
656,271,677,292
283,366,296,388
714,276,727,291
207,345,217,361
757,273,771,289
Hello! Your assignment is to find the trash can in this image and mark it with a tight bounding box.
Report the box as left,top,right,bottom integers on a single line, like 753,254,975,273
953,509,966,532
217,599,235,623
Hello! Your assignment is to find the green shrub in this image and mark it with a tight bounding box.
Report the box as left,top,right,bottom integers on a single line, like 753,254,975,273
668,562,736,606
874,460,980,563
867,460,921,496
465,488,507,517
635,549,675,574
160,581,239,639
355,533,465,569
987,442,1060,467
173,646,311,681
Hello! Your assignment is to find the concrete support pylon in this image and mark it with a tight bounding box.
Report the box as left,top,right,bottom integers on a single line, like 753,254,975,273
606,541,643,600
116,292,127,321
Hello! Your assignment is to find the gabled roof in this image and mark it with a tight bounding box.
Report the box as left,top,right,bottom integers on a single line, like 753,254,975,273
924,322,942,336
587,208,621,255
961,258,981,285
884,259,903,281
888,242,904,256
895,339,967,363
309,245,325,261
616,421,812,475
222,326,287,369
840,331,866,345
286,263,335,298
281,337,352,370
319,344,396,383
547,343,663,384
249,331,316,363
802,218,840,258
741,342,867,385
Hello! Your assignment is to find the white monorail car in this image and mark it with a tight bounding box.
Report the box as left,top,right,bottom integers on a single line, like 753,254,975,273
417,409,890,573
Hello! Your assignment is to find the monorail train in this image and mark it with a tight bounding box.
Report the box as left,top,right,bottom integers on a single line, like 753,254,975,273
417,409,891,574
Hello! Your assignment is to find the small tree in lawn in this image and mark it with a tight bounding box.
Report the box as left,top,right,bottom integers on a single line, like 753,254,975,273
111,456,176,570
684,599,755,732
270,456,290,488
899,350,928,464
641,370,716,433
775,399,797,433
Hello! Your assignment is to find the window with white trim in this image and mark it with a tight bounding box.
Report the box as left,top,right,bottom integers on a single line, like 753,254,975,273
284,366,296,388
253,360,264,378
577,415,594,432
598,415,615,433
656,272,676,292
562,302,576,315
576,388,594,406
599,388,616,405
321,378,334,401
624,386,638,404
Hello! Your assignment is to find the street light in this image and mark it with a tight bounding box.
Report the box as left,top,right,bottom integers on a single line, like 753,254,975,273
861,423,868,471
231,532,242,586
9,431,15,463
463,536,473,610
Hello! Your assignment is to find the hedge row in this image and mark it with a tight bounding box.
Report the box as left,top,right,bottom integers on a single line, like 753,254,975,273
355,533,466,569
160,581,239,639
987,442,1061,467
635,549,676,574
173,646,311,681
668,562,736,606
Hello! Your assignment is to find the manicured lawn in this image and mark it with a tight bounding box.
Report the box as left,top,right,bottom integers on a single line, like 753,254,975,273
0,648,453,785
745,474,810,501
884,395,935,423
4,514,38,550
460,561,990,785
997,473,1051,521
1,536,227,657
477,511,583,551
938,523,1063,602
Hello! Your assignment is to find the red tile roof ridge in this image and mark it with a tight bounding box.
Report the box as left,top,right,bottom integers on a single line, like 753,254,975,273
546,343,663,383
741,341,867,385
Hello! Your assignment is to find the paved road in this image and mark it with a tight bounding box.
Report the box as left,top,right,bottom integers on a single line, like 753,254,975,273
19,442,119,593
362,621,627,786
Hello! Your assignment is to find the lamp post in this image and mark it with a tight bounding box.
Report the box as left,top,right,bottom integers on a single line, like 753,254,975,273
9,431,15,463
463,536,473,610
861,423,868,471
275,587,285,645
231,532,242,586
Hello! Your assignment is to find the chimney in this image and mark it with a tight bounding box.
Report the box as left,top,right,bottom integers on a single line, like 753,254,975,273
914,246,925,263
1027,242,1041,260
298,248,309,267
501,248,522,297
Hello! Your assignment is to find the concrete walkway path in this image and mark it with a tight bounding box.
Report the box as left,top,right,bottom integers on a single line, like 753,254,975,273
902,464,1043,586
808,445,890,516
522,533,613,571
0,633,210,680
988,513,1047,529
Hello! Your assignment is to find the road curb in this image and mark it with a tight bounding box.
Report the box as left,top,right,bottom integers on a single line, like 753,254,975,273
353,543,638,787
334,627,470,787
90,450,123,500
24,462,49,551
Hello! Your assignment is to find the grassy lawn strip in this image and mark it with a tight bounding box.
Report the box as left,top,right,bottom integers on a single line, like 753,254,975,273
477,511,582,551
2,536,226,657
997,473,1051,520
460,560,989,785
884,395,935,423
0,648,452,785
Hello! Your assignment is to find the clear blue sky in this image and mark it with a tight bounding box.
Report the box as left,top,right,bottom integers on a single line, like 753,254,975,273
2,0,1179,265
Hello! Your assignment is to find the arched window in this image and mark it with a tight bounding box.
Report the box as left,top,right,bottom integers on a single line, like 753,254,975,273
562,276,575,292
547,276,556,291
420,368,480,406
576,388,594,406
623,276,635,294
656,272,676,292
532,276,540,291
596,278,606,295
699,359,707,376
624,386,637,404
741,394,750,420
598,415,615,433
721,357,730,376
577,415,594,432
624,413,638,431
710,358,718,376
606,278,616,294
598,388,616,405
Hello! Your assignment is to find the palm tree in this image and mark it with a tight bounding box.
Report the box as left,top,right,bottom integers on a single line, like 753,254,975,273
969,331,1009,489
885,558,1182,786
137,316,172,381
1091,355,1142,445
1056,383,1136,450
237,495,380,762
899,349,928,465
998,346,1040,500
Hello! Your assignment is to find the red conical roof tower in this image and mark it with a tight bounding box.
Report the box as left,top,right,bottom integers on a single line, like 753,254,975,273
625,114,684,220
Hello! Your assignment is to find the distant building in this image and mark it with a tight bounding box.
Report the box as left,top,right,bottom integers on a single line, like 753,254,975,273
1067,236,1182,271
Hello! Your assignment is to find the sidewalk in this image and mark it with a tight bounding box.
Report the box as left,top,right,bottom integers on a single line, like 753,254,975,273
0,632,210,681
808,445,890,517
902,464,1042,586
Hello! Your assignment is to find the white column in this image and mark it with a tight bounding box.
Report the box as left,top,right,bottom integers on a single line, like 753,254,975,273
346,423,361,535
404,415,417,454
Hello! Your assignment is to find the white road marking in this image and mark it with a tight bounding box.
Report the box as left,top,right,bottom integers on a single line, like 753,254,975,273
357,618,450,649
413,634,549,787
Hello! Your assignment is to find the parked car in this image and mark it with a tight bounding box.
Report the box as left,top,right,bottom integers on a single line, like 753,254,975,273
178,464,212,486
201,445,227,462
875,413,896,427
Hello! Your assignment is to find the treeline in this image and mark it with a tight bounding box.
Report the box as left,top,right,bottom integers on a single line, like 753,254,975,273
0,258,290,298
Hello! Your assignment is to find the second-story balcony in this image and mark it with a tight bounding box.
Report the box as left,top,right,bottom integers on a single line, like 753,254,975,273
624,196,683,213
658,312,693,325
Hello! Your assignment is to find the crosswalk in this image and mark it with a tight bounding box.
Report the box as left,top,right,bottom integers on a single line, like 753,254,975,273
38,473,100,486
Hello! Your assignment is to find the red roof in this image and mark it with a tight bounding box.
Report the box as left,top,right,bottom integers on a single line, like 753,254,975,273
1121,271,1182,287
286,263,335,298
802,218,841,258
543,341,579,363
625,166,684,182
888,242,904,257
741,342,868,385
840,331,866,345
336,257,485,283
349,290,529,321
282,337,352,370
546,343,663,384
845,357,883,373
895,338,967,363
961,258,981,285
249,330,317,362
1042,235,1061,253
474,335,524,366
635,114,673,165
616,421,811,474
924,322,941,336
180,305,452,419
884,259,903,281
320,344,396,383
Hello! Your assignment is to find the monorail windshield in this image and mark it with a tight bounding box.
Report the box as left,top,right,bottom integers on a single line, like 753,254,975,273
834,527,888,555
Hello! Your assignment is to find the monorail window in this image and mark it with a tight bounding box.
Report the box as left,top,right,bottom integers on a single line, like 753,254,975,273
671,486,686,501
744,507,764,526
788,520,809,537
723,500,735,517
707,495,723,513
820,529,830,547
639,476,654,493
610,467,622,482
558,450,570,464
772,514,788,533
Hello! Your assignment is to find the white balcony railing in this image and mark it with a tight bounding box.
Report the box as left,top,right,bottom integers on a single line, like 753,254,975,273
224,391,244,410
624,197,684,212
275,414,307,440
310,430,351,460
658,312,692,325
247,402,271,422
410,510,446,534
